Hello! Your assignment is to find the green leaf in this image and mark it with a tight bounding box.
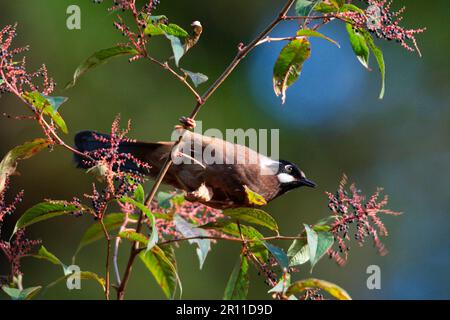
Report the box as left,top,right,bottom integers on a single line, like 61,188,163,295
0,138,50,194
304,224,334,272
139,245,182,299
201,220,264,240
46,271,105,292
13,202,82,236
144,23,189,38
134,184,145,204
263,242,289,270
346,24,370,69
157,191,174,209
244,185,267,206
120,197,158,252
340,4,365,14
118,230,149,246
287,237,310,266
295,0,322,16
160,24,189,38
223,208,278,232
329,0,344,8
248,242,269,264
22,91,68,133
223,254,249,300
286,278,351,300
180,68,209,87
31,245,71,275
0,77,4,85
314,3,338,13
166,34,185,67
296,29,340,48
74,213,132,257
65,46,139,89
174,215,210,269
360,29,385,99
42,94,68,112
2,286,42,300
273,37,311,104
268,274,291,294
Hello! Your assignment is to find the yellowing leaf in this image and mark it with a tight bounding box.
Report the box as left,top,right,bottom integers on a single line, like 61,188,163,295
0,139,50,194
244,185,267,206
286,278,351,300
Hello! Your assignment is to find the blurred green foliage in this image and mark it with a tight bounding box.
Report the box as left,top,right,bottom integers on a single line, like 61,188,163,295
0,0,448,299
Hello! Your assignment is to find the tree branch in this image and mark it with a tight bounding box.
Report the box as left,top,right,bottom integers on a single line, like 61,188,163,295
116,0,297,300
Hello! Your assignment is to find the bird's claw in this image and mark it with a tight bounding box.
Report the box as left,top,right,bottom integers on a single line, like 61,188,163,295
177,116,196,130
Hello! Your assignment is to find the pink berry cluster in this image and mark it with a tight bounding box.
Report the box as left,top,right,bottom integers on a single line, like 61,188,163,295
326,174,401,266
338,0,426,56
0,179,40,277
81,116,151,217
108,0,158,62
0,24,55,96
153,194,224,240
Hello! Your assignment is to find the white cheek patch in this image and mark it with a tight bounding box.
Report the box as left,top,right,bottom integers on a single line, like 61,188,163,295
259,157,280,176
277,173,296,183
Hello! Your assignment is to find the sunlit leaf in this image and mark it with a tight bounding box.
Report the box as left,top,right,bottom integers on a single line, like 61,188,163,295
174,215,210,269
22,91,68,133
0,139,50,194
144,22,189,38
346,24,370,69
65,46,139,88
304,224,334,272
273,37,311,104
286,278,351,300
134,184,145,204
139,245,182,299
244,185,267,206
223,208,278,232
223,254,249,300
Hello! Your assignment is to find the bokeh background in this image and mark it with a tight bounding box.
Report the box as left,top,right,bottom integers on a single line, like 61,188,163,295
0,0,448,299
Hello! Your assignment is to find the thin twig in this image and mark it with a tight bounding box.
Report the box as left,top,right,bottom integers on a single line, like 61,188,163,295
116,0,297,300
100,219,111,300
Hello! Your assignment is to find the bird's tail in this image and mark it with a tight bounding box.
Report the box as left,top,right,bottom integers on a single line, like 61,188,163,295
74,130,166,176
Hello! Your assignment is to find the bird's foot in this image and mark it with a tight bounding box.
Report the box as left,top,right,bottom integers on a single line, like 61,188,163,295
176,116,196,130
185,183,213,203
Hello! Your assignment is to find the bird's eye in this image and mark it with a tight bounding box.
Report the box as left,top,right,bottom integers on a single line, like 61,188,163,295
285,165,293,173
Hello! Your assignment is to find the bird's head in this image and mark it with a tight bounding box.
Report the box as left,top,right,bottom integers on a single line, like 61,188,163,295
276,160,316,193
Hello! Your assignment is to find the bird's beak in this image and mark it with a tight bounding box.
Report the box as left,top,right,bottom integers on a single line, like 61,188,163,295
300,177,317,188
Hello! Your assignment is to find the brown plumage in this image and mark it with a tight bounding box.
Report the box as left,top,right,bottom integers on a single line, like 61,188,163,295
74,130,316,209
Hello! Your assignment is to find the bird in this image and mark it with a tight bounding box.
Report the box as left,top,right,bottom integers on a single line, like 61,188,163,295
74,129,316,209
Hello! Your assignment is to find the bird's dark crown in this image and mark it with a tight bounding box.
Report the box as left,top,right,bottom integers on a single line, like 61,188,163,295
277,159,317,194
